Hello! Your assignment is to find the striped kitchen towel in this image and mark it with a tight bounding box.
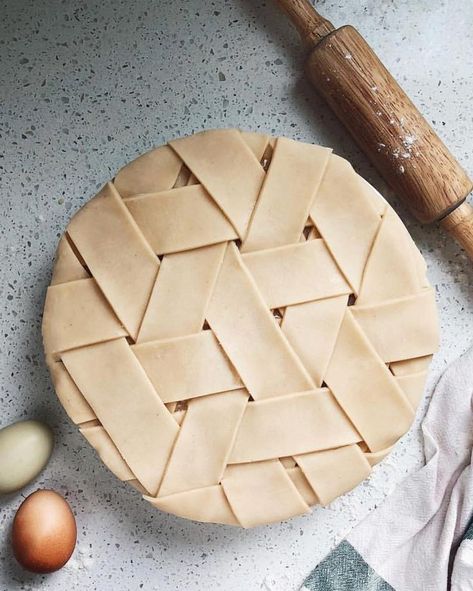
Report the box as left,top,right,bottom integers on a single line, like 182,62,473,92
302,345,473,591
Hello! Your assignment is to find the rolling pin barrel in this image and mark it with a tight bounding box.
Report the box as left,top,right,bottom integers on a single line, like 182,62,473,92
305,25,472,224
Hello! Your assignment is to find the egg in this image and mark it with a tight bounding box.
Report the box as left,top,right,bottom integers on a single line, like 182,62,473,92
0,420,54,494
12,489,77,573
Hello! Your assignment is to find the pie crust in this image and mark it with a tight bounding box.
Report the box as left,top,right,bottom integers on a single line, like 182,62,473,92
42,129,439,527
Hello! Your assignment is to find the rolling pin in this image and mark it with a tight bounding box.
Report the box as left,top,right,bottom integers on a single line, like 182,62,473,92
274,0,473,259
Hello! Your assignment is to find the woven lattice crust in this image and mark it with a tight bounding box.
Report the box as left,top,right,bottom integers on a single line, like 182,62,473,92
42,130,439,528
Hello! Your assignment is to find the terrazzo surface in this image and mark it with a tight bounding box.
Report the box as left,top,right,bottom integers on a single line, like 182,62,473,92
1,1,472,589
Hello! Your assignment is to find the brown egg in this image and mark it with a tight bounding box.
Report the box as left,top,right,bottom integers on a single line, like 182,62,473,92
12,489,77,573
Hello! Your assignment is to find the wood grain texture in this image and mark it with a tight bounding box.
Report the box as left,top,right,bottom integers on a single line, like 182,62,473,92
440,202,473,259
305,26,472,223
274,0,334,47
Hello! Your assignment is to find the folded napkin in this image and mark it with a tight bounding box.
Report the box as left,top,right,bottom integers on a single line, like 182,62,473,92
302,345,473,591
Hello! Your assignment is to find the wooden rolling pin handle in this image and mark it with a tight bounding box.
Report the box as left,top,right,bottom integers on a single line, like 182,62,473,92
440,202,473,259
274,0,334,47
304,25,473,224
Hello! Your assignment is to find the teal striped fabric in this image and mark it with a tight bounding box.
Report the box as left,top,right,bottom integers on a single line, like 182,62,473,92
303,541,393,591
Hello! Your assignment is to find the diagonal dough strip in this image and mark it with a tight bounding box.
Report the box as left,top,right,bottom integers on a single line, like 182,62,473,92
50,235,89,285
295,444,372,506
240,130,270,162
241,137,331,252
206,242,315,399
62,338,178,496
357,205,423,305
114,144,182,198
158,389,248,497
221,460,309,528
49,361,96,425
324,310,414,452
395,371,428,410
43,278,128,357
170,129,265,238
286,466,319,506
137,242,227,343
310,154,381,293
80,425,136,482
67,183,159,340
281,294,348,387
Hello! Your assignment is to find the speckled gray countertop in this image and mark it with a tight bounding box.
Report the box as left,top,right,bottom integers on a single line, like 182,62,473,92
1,1,472,590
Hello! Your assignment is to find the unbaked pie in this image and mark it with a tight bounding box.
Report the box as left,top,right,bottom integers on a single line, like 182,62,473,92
42,129,439,527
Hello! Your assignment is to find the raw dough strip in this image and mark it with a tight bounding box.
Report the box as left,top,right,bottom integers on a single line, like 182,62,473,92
221,460,310,528
158,389,248,497
358,177,386,217
228,390,361,464
356,206,422,305
114,144,182,198
364,446,393,467
242,240,351,309
62,338,179,495
170,129,265,238
414,242,430,289
295,444,372,506
43,278,128,357
396,371,428,410
137,242,227,342
67,183,159,340
145,484,239,526
206,243,315,400
50,235,89,286
280,295,348,387
310,154,381,293
132,331,244,403
49,361,96,424
80,425,136,482
240,131,270,162
324,310,414,452
124,184,238,255
390,355,433,376
351,289,439,362
241,138,331,252
286,466,319,506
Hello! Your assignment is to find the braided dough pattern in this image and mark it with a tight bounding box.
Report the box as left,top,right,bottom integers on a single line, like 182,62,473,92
42,130,439,527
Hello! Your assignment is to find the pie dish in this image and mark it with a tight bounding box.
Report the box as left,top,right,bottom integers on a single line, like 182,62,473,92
42,129,439,527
